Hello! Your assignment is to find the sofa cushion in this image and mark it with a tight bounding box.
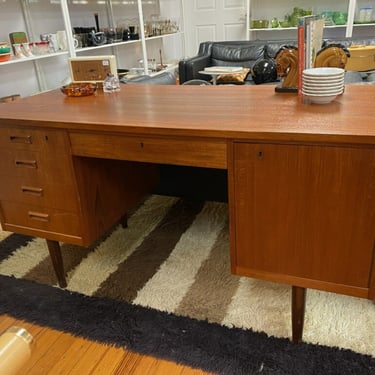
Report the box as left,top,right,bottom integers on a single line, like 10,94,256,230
210,44,265,68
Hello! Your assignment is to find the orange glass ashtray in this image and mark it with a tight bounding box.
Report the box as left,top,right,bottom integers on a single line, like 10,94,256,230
60,82,97,97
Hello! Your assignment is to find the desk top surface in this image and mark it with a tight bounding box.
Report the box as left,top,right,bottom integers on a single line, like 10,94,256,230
0,85,374,145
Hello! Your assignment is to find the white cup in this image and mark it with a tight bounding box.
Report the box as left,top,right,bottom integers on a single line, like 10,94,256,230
48,33,58,52
56,30,67,51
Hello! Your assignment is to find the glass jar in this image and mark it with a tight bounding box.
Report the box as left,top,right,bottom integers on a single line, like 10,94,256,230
0,326,34,375
103,73,120,93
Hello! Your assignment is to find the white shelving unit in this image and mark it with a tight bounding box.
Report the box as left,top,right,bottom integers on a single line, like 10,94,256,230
0,0,184,99
246,0,375,40
350,0,375,37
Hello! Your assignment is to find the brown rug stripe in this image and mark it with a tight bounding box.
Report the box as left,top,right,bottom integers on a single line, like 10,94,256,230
94,198,205,302
25,243,93,286
175,224,241,323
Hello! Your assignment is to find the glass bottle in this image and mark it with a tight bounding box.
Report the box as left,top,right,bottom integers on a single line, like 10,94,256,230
103,73,120,93
0,326,34,375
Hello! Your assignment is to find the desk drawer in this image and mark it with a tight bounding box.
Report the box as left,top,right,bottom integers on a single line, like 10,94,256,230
0,201,81,237
0,175,78,212
70,132,227,169
0,149,74,182
0,127,69,152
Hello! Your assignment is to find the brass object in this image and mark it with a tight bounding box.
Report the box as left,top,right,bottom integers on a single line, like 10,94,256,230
314,44,350,69
275,45,299,92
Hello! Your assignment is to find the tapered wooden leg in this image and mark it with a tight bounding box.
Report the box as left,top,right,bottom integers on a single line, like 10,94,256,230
46,239,67,288
291,286,306,343
120,213,128,228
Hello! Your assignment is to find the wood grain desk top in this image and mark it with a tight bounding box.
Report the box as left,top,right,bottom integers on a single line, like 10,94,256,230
0,85,374,145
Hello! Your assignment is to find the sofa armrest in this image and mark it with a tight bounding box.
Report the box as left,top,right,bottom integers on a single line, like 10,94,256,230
179,55,212,84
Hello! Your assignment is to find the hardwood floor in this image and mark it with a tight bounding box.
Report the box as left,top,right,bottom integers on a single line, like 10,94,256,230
0,315,212,375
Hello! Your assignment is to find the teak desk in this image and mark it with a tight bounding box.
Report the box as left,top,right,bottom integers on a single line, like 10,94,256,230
0,85,374,343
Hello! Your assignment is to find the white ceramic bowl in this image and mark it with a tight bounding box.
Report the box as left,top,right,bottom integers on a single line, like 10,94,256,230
303,94,337,104
302,82,344,90
302,78,345,85
303,67,345,77
302,84,344,93
302,87,343,94
302,91,343,97
302,76,345,83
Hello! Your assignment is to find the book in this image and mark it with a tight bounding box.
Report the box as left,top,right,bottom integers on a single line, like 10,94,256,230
297,15,324,95
297,19,305,95
305,16,325,69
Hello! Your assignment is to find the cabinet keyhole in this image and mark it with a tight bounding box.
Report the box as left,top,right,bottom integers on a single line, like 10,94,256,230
258,151,263,159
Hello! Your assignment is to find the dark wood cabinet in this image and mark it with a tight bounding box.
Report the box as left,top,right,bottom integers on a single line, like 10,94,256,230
229,142,375,299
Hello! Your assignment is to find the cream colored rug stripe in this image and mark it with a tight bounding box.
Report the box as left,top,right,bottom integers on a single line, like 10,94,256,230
222,277,291,337
303,290,375,356
66,195,178,295
133,201,228,312
0,237,49,277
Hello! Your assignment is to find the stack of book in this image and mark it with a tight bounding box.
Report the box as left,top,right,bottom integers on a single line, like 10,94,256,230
297,16,325,94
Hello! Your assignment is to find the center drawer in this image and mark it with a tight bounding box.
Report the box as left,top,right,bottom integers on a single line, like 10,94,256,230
69,132,227,169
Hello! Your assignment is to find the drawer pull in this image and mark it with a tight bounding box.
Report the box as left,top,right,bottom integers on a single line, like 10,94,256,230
9,135,32,144
28,211,49,222
21,186,43,196
15,159,37,168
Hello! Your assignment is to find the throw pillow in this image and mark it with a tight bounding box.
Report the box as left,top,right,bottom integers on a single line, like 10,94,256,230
216,68,251,84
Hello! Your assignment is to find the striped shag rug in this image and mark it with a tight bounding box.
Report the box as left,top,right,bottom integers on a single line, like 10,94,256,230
0,194,374,374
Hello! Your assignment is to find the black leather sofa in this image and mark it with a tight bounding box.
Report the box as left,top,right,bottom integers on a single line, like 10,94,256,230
178,39,297,84
179,37,375,85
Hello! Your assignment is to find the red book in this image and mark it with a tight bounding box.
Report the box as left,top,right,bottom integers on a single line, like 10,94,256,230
297,23,305,96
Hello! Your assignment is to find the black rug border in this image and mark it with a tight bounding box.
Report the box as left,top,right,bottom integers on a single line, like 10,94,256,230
0,274,374,375
0,233,34,262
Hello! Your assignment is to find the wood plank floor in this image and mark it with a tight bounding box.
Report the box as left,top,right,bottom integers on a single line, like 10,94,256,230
0,314,213,375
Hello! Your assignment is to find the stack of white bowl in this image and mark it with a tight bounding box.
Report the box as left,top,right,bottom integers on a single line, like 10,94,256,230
302,67,345,104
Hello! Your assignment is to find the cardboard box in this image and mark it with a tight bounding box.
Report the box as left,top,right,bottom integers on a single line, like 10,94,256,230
346,45,375,72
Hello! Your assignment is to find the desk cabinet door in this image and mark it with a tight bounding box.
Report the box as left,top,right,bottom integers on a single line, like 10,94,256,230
231,142,375,297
